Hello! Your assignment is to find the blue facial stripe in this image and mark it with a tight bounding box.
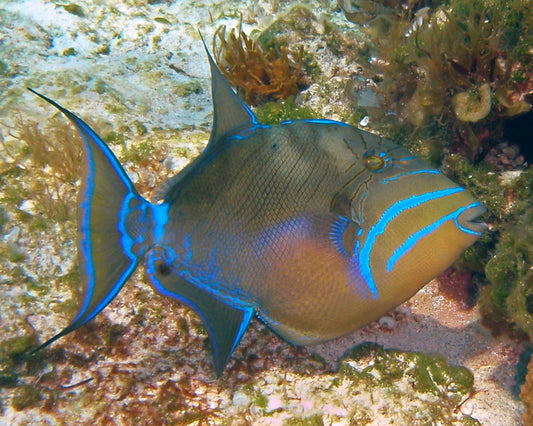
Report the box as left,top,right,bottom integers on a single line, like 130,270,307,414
382,169,441,184
455,202,484,236
386,202,483,273
358,187,466,299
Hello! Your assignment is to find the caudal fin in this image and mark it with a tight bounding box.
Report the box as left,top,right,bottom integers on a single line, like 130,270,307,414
29,89,141,352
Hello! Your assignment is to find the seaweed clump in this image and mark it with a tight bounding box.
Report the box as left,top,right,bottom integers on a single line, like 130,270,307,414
359,0,533,160
479,195,533,339
0,116,82,232
213,26,310,106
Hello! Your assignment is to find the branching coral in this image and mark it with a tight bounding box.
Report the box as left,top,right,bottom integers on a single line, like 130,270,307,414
213,25,310,106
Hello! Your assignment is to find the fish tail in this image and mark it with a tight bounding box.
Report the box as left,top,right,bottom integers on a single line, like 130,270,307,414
28,89,141,352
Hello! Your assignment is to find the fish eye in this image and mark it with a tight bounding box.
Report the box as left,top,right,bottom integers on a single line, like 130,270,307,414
363,151,388,172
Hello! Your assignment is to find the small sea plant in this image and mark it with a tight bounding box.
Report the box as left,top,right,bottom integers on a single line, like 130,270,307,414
213,25,310,106
0,116,82,228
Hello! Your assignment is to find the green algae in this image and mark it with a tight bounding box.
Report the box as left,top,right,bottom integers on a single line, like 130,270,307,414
231,342,477,423
1,335,37,359
481,207,533,337
61,3,85,18
254,98,315,125
62,47,77,57
11,385,41,411
339,343,477,424
173,80,204,98
284,415,324,426
354,0,533,161
342,343,474,394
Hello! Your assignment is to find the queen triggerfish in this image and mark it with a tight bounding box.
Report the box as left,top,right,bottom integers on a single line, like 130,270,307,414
28,41,486,375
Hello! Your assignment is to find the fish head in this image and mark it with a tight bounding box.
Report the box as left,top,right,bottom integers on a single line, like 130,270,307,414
342,133,487,302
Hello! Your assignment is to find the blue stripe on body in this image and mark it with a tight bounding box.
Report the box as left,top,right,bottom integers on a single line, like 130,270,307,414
228,123,270,141
386,202,483,273
117,193,142,260
281,118,351,127
358,187,465,299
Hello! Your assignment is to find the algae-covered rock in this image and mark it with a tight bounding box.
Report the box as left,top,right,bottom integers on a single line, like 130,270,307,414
481,208,533,338
340,343,475,398
231,343,478,424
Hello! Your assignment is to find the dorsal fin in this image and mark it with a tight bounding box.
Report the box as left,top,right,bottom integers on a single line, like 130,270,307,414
200,33,257,145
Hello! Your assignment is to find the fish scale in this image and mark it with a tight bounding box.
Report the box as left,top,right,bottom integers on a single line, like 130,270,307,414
27,39,486,376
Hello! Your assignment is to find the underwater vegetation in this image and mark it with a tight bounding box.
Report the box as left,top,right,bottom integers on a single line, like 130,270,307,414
213,24,310,106
227,342,478,424
0,117,81,242
480,182,533,340
347,0,533,161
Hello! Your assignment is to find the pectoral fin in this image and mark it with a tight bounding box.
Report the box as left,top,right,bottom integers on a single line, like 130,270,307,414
146,248,253,376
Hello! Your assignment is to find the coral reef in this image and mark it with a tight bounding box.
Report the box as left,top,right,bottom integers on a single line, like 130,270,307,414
352,0,533,160
213,24,310,106
0,0,529,423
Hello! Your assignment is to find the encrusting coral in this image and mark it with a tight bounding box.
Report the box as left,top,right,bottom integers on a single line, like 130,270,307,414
213,25,310,106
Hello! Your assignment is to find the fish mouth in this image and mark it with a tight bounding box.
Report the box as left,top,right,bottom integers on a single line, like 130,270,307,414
457,203,487,235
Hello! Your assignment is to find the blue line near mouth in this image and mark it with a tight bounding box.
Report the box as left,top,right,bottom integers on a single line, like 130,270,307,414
386,202,483,273
357,187,466,299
